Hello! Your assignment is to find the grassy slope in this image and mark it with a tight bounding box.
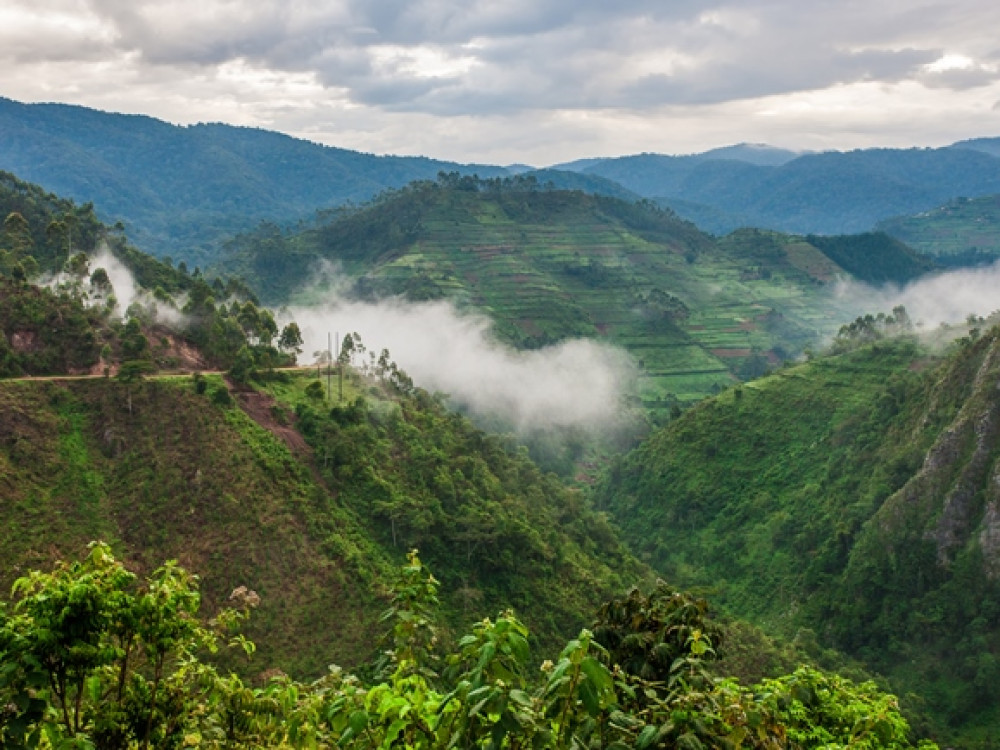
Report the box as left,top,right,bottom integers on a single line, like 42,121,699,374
878,194,1000,258
594,329,1000,743
0,370,644,675
0,375,383,676
225,186,866,407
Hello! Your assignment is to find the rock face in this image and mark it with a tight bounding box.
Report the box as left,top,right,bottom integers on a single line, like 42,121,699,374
870,334,1000,572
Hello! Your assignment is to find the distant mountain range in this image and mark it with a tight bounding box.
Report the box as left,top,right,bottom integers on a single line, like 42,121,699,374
562,142,1000,235
2,96,1000,258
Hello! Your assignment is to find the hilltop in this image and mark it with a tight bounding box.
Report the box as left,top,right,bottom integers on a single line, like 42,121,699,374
221,176,934,407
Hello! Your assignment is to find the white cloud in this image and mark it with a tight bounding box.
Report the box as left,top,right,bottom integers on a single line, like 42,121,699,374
284,295,637,433
836,261,1000,328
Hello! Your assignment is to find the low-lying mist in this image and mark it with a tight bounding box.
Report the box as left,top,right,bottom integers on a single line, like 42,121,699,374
284,297,637,435
44,244,187,327
836,260,1000,330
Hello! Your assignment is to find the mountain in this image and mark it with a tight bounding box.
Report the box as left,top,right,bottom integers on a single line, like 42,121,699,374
0,97,506,263
4,94,998,252
565,145,1000,236
951,136,1000,158
877,194,1000,261
695,142,803,166
593,323,1000,743
220,177,934,407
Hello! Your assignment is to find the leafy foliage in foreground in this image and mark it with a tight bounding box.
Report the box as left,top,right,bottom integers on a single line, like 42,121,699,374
0,545,932,749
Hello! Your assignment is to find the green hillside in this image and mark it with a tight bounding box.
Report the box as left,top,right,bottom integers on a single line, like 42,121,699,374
0,168,646,684
0,97,507,262
0,367,644,675
594,324,1000,744
878,195,1000,261
222,178,923,407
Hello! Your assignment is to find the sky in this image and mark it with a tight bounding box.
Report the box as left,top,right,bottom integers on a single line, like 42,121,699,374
2,0,999,165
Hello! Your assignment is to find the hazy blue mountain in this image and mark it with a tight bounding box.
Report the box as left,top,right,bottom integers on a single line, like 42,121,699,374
0,97,507,263
692,142,802,166
4,94,999,255
950,136,1000,158
564,145,1000,236
521,168,640,201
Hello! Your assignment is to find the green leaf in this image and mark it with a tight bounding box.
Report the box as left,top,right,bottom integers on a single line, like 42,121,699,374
384,718,408,746
348,709,369,734
636,725,659,749
580,656,613,693
578,678,601,716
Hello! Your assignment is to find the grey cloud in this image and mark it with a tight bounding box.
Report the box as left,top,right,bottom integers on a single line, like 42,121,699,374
918,65,1000,91
10,0,1000,123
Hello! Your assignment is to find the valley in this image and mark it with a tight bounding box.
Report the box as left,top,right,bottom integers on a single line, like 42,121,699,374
2,101,1000,747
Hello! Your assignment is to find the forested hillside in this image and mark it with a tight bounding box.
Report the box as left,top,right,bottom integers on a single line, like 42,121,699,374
568,146,1000,236
222,176,936,407
878,195,1000,262
0,169,300,380
594,322,1000,744
0,365,644,674
0,97,506,262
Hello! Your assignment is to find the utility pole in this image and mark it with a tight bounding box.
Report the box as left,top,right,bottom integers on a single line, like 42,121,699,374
337,331,344,402
326,332,332,402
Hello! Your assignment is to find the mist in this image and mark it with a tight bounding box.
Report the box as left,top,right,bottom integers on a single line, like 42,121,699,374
88,245,139,313
835,260,1000,329
284,297,637,434
41,243,188,327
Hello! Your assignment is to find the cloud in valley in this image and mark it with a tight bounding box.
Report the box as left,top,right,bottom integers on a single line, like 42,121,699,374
1,1,999,163
284,296,636,433
836,261,1000,329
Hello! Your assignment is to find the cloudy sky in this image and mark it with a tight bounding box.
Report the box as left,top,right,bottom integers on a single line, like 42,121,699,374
2,0,999,164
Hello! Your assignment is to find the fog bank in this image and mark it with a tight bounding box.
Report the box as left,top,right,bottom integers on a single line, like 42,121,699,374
836,261,1000,328
285,297,636,433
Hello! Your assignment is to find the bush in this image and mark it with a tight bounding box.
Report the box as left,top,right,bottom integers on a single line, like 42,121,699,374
211,385,233,407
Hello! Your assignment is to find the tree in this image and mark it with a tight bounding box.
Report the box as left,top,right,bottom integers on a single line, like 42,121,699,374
278,322,304,358
2,211,33,257
0,543,250,749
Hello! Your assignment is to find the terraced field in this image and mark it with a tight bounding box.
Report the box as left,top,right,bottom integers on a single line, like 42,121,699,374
226,184,869,407
878,194,1000,259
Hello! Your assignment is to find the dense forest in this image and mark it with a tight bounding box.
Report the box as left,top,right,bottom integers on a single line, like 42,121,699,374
595,322,1000,744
